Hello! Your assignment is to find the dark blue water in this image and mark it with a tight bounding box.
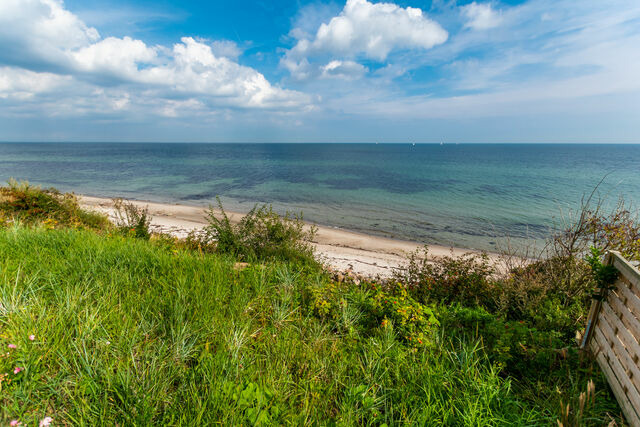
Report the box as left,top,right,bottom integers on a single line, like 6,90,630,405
0,143,638,251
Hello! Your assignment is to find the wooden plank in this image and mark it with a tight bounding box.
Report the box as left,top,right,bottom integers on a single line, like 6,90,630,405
607,294,640,356
611,251,640,295
597,308,640,393
601,302,640,362
614,281,640,326
593,327,640,410
592,331,640,426
581,295,604,349
621,275,640,301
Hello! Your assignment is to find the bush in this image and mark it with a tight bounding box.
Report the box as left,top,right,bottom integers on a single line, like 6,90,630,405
437,305,566,377
309,279,439,346
493,256,595,338
0,179,109,230
194,197,317,264
112,198,151,239
366,283,439,346
394,248,496,308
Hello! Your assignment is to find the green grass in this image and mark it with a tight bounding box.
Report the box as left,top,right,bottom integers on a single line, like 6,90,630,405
0,181,627,425
0,226,563,425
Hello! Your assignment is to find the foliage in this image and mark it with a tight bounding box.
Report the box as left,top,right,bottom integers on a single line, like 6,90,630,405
192,196,317,264
222,381,282,425
548,188,640,263
309,279,438,346
112,198,151,239
394,249,496,307
366,284,439,346
495,256,595,339
437,305,566,377
584,246,619,296
0,179,109,230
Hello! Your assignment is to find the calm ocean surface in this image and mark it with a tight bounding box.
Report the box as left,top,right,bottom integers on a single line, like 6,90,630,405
0,143,638,251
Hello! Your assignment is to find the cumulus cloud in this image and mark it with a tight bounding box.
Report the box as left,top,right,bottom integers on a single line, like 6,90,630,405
295,0,447,60
136,37,308,108
461,2,502,30
0,0,309,113
71,37,157,78
283,0,447,80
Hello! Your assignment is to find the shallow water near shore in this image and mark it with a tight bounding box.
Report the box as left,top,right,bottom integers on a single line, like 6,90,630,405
1,142,639,252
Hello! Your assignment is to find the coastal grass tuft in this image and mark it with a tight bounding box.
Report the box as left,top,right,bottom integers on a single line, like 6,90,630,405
188,196,317,265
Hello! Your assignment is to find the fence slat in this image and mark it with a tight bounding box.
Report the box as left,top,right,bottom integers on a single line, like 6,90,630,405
608,293,640,353
598,307,640,392
612,255,640,295
621,275,640,301
592,331,640,426
615,282,640,325
583,251,640,427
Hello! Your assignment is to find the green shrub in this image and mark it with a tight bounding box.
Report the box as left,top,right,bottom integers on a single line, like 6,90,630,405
494,256,595,340
112,198,151,239
309,279,438,346
195,197,317,264
366,284,439,346
0,179,109,230
437,305,566,378
394,248,496,308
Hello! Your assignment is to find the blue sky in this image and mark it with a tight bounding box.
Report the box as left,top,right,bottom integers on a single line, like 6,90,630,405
0,0,638,142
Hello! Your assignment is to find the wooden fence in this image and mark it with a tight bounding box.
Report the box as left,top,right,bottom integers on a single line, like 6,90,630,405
581,251,640,426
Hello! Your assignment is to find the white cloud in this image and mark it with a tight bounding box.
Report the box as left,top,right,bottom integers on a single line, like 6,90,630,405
159,98,205,118
0,0,310,111
0,67,71,99
71,36,157,78
283,0,447,80
321,60,368,79
461,2,502,30
210,40,243,60
134,37,308,108
296,0,447,60
0,0,99,66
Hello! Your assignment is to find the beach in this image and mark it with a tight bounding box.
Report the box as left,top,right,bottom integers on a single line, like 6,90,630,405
80,195,504,277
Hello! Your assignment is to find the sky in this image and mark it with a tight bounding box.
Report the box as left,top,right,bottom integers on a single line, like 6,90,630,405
0,0,639,142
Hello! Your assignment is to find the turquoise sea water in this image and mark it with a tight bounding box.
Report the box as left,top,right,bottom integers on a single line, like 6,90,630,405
0,143,638,251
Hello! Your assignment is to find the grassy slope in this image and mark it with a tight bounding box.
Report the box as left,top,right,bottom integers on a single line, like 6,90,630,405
0,226,550,426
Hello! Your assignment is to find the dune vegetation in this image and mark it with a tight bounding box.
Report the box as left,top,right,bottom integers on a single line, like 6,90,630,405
0,181,636,426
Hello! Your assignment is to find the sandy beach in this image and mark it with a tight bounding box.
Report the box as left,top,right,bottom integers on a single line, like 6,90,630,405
80,195,504,277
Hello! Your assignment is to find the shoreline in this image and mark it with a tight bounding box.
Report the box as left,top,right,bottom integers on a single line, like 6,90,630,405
79,195,506,277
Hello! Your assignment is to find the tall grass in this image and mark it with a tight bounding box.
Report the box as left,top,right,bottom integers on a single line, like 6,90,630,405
0,227,550,425
0,182,628,425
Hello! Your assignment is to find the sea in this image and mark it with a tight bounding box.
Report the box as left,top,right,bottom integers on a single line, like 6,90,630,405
0,143,638,252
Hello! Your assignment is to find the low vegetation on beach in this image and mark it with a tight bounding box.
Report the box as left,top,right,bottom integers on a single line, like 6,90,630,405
0,181,637,425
